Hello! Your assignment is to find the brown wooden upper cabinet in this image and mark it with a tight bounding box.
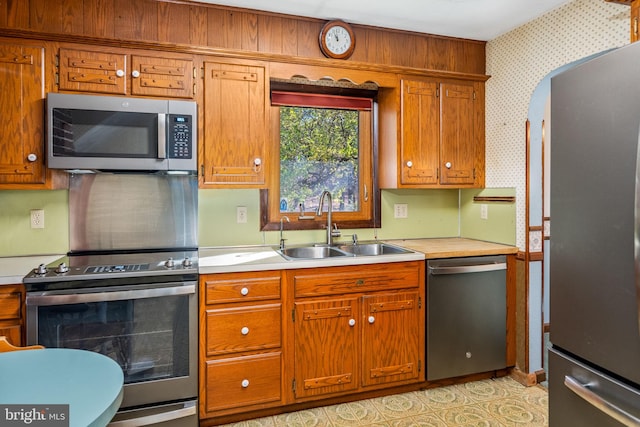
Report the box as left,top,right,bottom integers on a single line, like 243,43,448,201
0,40,48,188
397,77,485,188
58,47,194,98
632,0,640,42
200,58,270,187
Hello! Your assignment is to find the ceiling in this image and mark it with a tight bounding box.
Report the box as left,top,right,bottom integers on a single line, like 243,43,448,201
194,0,573,41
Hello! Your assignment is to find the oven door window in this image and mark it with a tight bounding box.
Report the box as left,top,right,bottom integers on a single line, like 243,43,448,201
36,293,190,385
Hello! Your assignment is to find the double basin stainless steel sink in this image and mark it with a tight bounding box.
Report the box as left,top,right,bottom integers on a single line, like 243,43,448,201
277,242,413,260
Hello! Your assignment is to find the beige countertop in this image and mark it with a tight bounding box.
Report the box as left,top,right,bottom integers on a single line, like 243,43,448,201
0,255,64,286
384,238,518,259
198,244,425,274
198,238,517,274
0,238,517,282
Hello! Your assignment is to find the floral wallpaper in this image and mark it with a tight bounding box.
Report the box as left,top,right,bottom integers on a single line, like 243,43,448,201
485,0,629,250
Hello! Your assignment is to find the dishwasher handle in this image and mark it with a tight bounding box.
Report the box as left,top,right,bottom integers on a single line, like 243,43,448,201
428,262,507,275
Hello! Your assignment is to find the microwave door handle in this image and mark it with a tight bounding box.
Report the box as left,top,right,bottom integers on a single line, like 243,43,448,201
157,113,167,159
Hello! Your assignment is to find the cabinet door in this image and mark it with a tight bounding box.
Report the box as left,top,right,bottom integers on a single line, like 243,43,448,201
0,42,46,185
130,55,193,98
58,48,127,94
293,297,359,399
202,59,268,187
400,79,439,185
0,284,24,346
632,0,640,43
362,292,421,387
439,81,476,185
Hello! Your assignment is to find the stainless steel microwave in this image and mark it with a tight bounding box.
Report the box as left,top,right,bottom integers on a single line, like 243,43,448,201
47,93,197,172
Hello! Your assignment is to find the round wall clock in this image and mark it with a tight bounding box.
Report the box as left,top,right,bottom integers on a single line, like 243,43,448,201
319,20,355,59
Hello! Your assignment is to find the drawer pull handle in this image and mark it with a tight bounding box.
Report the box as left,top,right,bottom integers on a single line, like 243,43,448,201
368,316,375,324
241,379,250,388
466,352,472,359
240,287,249,296
348,319,356,327
241,327,249,335
356,279,365,285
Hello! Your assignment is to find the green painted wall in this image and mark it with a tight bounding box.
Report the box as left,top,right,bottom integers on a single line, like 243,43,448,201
0,190,69,256
0,187,516,257
459,188,516,245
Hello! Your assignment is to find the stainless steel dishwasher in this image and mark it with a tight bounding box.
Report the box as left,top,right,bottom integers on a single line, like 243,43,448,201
426,255,507,381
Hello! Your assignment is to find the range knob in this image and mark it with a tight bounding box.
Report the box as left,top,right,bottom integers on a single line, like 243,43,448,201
165,258,175,268
55,262,69,274
34,264,47,275
182,257,192,268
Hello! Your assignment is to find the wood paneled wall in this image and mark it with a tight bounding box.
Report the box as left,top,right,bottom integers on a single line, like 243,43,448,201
0,0,485,75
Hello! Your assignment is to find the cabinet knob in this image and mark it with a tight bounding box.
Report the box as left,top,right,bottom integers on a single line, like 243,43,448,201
27,153,37,162
254,158,262,166
406,161,413,168
348,319,356,327
241,326,249,335
240,287,249,296
241,379,250,388
116,69,125,77
465,351,472,359
131,70,140,78
368,316,375,324
445,162,452,169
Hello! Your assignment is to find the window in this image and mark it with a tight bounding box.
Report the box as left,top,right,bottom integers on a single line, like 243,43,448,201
260,82,379,231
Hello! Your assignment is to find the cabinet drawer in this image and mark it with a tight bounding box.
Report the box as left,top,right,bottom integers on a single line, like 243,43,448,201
204,352,281,412
203,272,281,304
293,261,421,297
0,288,22,321
205,304,281,356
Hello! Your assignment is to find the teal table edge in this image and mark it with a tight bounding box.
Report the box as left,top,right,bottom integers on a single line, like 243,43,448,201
0,348,124,427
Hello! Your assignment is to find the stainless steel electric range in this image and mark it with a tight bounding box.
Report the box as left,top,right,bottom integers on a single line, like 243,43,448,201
23,172,199,426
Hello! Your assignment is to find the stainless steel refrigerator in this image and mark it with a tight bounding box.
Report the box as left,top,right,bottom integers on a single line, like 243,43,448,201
550,41,640,426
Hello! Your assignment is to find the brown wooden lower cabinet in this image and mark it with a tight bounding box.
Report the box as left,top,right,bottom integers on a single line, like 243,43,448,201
0,284,25,346
199,271,284,420
288,262,425,403
198,262,424,422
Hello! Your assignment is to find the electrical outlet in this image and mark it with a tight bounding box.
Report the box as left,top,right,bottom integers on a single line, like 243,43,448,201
394,203,408,219
237,206,248,224
480,204,488,220
30,209,45,229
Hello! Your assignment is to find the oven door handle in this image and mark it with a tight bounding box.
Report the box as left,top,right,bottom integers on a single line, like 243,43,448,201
108,401,196,427
26,284,195,306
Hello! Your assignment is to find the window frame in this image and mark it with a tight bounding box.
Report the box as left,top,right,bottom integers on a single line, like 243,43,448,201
260,84,380,232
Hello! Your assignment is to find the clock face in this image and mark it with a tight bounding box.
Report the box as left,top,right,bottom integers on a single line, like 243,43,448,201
319,20,355,59
324,26,352,55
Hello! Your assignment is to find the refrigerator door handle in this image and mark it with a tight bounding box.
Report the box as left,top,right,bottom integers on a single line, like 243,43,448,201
565,375,640,427
635,127,640,336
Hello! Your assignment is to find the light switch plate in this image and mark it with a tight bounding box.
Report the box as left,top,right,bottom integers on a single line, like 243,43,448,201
480,204,488,220
394,203,408,219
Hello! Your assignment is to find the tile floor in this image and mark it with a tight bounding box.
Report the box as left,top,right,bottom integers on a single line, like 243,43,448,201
219,376,549,426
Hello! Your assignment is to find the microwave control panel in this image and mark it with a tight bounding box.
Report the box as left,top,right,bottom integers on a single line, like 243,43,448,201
168,114,193,159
